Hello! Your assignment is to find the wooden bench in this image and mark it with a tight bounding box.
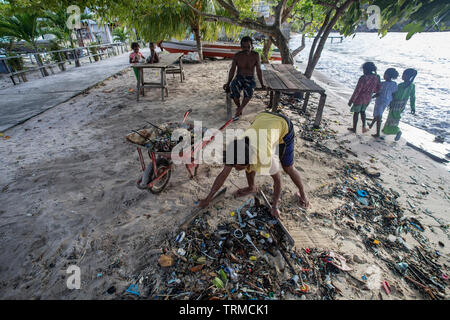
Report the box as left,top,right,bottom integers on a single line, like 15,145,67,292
132,53,184,101
226,63,327,128
166,58,185,82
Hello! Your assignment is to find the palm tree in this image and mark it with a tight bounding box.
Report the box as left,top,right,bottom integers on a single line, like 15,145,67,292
0,12,49,76
42,5,93,48
112,26,130,43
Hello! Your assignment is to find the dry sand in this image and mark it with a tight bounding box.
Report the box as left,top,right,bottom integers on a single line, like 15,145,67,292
0,58,448,299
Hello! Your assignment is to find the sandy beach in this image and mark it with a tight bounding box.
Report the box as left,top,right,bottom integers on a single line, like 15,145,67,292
0,57,448,300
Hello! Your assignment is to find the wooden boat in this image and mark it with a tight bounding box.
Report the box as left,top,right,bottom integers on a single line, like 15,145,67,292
159,40,282,61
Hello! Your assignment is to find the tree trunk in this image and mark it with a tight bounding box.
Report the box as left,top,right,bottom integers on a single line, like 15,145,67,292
76,29,85,47
304,0,355,78
305,13,330,79
8,39,14,52
275,31,293,64
192,27,203,62
262,37,272,63
304,29,330,78
291,33,306,58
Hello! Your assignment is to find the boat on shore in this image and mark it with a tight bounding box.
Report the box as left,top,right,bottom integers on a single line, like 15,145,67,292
160,40,282,61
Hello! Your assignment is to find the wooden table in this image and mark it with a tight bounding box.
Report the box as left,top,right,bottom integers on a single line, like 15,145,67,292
262,63,327,128
132,53,184,101
225,63,327,128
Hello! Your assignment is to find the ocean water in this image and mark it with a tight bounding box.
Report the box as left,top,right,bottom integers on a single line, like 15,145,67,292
290,32,450,141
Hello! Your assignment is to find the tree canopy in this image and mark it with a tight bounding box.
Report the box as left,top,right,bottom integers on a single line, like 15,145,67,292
2,0,449,75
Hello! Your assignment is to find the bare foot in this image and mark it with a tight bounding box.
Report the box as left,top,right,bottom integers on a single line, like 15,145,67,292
233,187,258,198
296,192,310,209
362,127,369,133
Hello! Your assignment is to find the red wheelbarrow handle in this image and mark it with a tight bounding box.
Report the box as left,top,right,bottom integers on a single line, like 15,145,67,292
183,108,193,123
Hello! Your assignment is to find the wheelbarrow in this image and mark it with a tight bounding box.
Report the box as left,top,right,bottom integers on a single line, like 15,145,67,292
126,109,238,193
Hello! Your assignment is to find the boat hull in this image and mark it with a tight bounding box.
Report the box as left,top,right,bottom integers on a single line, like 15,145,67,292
160,40,282,61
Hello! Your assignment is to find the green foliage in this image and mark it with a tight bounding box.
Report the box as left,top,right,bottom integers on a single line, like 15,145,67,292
0,12,43,49
336,0,450,39
5,53,24,71
112,26,130,42
290,0,329,36
373,0,450,39
42,4,93,48
254,43,273,60
49,39,65,63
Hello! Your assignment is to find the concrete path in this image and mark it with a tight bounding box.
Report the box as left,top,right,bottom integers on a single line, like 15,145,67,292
0,49,149,132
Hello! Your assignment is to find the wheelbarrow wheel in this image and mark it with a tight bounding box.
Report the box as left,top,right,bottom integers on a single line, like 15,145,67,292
147,158,172,194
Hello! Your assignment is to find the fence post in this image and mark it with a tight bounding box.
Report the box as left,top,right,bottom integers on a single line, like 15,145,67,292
87,47,92,63
34,52,49,77
3,58,17,85
59,51,67,71
74,49,81,67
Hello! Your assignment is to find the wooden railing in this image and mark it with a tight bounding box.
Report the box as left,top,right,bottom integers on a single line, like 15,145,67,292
0,42,128,85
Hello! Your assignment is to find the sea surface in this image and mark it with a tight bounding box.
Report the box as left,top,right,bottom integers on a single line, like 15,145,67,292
290,32,450,142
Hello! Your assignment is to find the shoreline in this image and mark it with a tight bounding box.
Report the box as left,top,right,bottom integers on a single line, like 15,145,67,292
290,32,450,144
295,62,450,168
0,58,448,299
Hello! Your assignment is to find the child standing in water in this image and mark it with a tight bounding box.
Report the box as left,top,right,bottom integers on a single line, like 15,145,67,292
382,68,417,141
369,68,399,138
348,62,381,133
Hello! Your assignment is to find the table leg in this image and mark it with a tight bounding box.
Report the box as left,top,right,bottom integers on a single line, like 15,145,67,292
136,68,140,102
160,68,165,101
164,70,168,97
302,92,310,113
271,91,280,112
313,93,327,128
180,58,184,82
141,68,145,96
269,90,273,108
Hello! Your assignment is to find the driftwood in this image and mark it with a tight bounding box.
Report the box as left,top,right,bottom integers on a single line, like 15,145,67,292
406,142,449,164
258,189,295,247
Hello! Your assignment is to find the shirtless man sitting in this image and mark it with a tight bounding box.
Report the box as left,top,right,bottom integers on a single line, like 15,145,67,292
223,36,265,117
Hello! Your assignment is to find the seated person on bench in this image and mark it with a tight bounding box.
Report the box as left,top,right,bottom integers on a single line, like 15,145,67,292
223,36,265,117
146,42,160,64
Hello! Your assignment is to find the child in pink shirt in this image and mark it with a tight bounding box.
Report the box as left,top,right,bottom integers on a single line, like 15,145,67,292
348,62,381,133
129,42,145,81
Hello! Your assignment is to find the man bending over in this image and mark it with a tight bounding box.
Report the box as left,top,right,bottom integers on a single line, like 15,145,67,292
199,111,310,218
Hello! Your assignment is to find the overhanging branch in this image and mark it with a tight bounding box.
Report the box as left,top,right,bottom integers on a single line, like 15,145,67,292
217,0,240,18
314,0,339,9
282,0,301,23
180,0,274,35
